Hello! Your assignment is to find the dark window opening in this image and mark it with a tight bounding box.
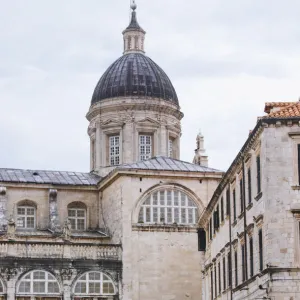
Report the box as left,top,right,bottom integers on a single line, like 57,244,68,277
214,265,217,298
227,252,232,287
221,197,224,222
241,244,245,282
256,155,261,194
248,167,252,203
209,218,213,240
233,189,237,221
210,269,213,300
223,256,226,291
259,229,263,271
226,189,230,216
198,228,206,251
240,179,244,213
234,250,238,287
249,237,254,277
218,262,221,294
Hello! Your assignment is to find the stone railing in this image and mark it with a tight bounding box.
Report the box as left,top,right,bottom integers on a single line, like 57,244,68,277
0,242,121,260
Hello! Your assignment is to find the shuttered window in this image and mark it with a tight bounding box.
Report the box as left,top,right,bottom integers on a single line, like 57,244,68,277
234,250,238,287
259,229,263,271
240,179,244,213
226,189,230,216
233,189,237,221
249,237,254,277
221,197,224,222
227,252,232,287
198,228,206,251
223,256,226,291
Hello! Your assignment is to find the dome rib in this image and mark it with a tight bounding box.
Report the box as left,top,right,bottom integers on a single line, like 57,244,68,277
91,53,178,105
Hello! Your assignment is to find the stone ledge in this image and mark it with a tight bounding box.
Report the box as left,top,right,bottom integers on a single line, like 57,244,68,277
291,185,300,190
246,202,253,211
254,191,263,201
232,220,237,227
132,224,198,233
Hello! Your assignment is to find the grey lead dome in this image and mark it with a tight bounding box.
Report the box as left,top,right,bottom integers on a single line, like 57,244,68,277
91,53,179,105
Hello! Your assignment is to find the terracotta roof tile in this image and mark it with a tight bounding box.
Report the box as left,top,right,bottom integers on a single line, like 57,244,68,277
264,102,295,113
267,102,300,118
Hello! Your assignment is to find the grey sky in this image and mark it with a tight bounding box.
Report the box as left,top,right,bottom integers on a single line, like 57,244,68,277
1,0,300,172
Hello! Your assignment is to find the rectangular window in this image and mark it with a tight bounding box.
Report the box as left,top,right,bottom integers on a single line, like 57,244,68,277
17,206,35,229
249,237,254,277
233,189,237,221
139,135,152,161
198,228,206,251
259,229,263,271
109,136,120,166
248,167,252,203
68,208,86,231
223,256,226,291
227,252,232,287
234,250,238,287
240,178,244,213
221,197,224,222
241,244,245,282
256,155,261,194
218,262,221,294
214,265,217,298
209,218,213,240
168,138,173,158
226,189,230,216
210,269,213,300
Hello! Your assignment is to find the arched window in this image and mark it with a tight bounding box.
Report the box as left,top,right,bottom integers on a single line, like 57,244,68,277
67,202,87,231
17,200,36,229
74,272,115,296
138,189,199,225
17,270,60,296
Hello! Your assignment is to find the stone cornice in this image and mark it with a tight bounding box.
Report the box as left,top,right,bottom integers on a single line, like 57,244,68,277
86,97,184,121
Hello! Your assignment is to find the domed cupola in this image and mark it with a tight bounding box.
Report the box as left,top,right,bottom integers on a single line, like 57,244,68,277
87,1,183,175
91,2,178,105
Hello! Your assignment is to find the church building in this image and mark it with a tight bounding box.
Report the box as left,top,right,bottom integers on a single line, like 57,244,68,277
0,3,223,300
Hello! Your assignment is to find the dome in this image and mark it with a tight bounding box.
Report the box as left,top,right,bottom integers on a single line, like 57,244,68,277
91,53,179,105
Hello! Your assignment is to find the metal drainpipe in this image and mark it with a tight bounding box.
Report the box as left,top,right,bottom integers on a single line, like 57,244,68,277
242,156,248,281
228,183,233,300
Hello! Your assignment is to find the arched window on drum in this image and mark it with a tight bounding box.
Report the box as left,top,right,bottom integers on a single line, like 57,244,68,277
138,189,199,225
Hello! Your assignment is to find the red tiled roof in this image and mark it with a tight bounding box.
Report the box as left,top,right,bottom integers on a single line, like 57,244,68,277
264,102,295,113
267,102,300,118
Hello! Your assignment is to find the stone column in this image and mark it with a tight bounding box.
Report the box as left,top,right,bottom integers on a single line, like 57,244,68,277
49,189,61,232
0,187,7,231
95,122,102,169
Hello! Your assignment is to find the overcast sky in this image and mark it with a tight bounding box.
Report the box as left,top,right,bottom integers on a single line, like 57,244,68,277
1,0,300,172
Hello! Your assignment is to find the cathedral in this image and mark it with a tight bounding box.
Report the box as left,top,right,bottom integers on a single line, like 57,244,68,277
1,2,300,300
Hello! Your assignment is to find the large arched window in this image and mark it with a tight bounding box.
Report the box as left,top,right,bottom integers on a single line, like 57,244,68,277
138,189,199,225
17,270,60,296
74,272,116,296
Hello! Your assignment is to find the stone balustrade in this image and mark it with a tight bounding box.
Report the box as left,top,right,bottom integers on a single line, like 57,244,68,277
0,242,121,260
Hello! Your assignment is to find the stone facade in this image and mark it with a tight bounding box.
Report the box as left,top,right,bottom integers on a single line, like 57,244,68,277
201,115,300,300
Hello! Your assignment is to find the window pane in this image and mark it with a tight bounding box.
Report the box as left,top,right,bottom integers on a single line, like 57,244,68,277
33,271,45,280
69,219,76,230
33,282,45,293
18,208,25,215
75,282,86,294
77,219,85,230
77,210,85,217
19,282,30,293
48,282,59,294
27,208,35,215
68,210,76,217
17,217,25,228
27,217,35,228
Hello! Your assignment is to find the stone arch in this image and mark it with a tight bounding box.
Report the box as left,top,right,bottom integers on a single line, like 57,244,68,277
132,182,204,225
72,271,117,296
16,269,61,296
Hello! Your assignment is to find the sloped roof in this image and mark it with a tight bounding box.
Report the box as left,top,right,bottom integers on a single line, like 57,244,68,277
119,156,222,173
264,102,295,113
267,102,300,118
0,168,100,186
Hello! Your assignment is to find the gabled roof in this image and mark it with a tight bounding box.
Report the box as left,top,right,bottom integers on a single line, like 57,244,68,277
118,156,223,173
0,168,100,186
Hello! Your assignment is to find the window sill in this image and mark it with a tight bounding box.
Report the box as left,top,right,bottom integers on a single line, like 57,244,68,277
292,185,300,190
246,202,253,211
255,191,263,201
132,223,198,233
232,220,237,227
